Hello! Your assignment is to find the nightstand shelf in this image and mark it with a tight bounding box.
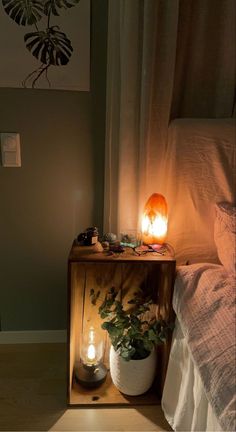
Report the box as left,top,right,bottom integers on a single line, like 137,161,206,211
67,241,176,407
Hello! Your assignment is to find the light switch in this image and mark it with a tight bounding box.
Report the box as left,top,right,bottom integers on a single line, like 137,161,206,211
0,133,21,167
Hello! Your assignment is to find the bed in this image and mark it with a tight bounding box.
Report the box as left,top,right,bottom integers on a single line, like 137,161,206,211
160,118,236,431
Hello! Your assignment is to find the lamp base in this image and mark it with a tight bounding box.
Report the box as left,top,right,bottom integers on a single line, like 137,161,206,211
75,363,107,389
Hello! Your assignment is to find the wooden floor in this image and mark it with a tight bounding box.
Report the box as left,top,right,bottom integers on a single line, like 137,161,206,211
0,343,172,431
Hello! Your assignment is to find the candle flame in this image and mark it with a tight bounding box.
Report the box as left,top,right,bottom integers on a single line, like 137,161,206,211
81,326,103,365
87,344,96,362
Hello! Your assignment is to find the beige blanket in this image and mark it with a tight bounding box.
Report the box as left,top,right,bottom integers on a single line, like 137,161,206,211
173,263,236,431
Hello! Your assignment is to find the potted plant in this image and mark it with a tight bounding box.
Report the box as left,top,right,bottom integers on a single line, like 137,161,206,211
90,287,173,396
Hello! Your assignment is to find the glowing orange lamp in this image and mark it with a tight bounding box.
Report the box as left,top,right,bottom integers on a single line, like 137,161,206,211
141,193,168,245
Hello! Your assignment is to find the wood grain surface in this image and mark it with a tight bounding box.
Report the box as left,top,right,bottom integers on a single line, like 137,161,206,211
68,243,176,407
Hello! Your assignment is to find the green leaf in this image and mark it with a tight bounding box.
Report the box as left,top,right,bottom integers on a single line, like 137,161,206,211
101,322,121,338
148,329,157,341
101,322,110,331
120,347,135,361
2,0,44,26
100,311,109,319
143,339,153,353
114,301,123,313
24,27,73,65
44,0,80,16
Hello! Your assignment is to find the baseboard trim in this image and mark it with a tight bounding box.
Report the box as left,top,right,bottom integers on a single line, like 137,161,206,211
0,329,67,344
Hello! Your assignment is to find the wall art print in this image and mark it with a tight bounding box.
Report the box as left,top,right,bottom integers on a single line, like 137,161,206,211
0,0,90,90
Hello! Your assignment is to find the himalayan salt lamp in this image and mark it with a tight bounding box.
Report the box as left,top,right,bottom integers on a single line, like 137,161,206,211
141,193,168,245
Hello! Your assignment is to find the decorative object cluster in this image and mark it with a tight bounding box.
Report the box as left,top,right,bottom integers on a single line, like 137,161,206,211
76,192,169,256
77,226,99,246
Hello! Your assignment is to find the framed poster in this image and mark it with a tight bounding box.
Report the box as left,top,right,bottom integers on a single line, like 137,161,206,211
0,0,90,91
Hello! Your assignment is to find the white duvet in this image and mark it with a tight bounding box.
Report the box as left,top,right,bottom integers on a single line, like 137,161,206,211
172,263,236,431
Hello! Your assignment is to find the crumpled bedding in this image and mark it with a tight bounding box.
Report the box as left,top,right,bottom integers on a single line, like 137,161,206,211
162,118,236,265
173,263,236,431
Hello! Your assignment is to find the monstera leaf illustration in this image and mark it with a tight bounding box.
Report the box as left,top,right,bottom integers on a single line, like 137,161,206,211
1,0,81,87
44,0,80,17
24,27,73,65
2,0,44,26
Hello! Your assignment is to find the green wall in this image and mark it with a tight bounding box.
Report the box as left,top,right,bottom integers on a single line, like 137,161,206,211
0,0,107,331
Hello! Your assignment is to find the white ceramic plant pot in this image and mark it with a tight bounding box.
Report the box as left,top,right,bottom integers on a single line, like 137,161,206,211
109,345,157,396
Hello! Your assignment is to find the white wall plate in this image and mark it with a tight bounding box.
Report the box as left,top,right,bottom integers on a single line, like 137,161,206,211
0,132,21,167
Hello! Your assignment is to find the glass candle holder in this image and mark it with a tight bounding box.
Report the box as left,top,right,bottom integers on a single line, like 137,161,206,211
75,326,107,389
120,230,142,248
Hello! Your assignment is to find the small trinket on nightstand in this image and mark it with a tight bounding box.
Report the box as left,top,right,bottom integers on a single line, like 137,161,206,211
101,241,109,251
102,233,117,244
77,227,99,246
93,242,104,252
109,243,124,253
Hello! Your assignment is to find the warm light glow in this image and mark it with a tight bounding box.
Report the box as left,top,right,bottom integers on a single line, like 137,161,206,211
87,344,96,362
86,327,96,363
89,327,95,343
141,193,168,244
80,326,104,366
142,214,167,237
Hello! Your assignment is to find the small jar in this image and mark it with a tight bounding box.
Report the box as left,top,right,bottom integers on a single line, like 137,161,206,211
84,227,99,245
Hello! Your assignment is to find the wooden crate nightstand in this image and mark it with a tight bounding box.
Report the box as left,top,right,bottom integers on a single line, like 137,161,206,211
67,241,176,407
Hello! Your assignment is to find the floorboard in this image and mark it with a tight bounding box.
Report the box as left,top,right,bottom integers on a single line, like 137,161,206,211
0,343,172,431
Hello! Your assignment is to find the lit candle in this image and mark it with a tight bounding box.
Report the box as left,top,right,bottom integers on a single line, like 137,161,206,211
87,344,96,363
86,327,96,364
76,326,107,388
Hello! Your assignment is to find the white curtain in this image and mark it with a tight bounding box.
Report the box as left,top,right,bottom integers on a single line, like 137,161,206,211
104,0,236,236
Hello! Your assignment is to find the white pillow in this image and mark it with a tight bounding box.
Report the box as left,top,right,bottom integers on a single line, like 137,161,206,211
214,202,236,274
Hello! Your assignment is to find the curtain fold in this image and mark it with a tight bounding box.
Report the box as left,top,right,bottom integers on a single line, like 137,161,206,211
171,0,236,118
104,0,236,236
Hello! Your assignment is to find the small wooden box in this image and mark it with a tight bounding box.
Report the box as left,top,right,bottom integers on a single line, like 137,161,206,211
67,241,176,406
